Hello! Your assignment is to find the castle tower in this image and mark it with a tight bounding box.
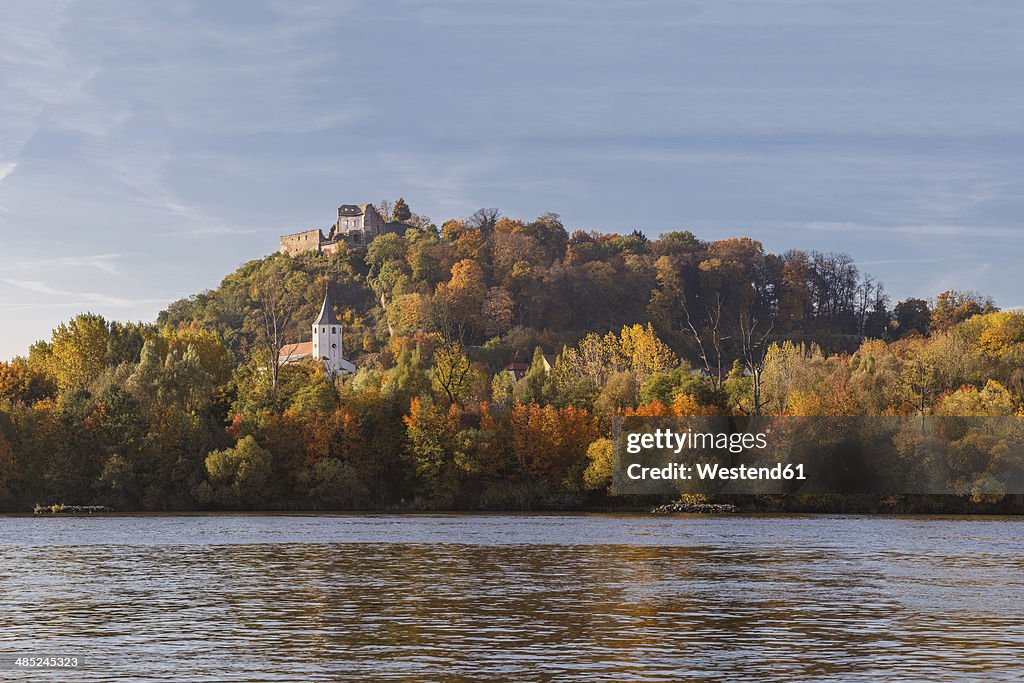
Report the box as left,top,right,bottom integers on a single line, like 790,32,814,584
311,292,354,377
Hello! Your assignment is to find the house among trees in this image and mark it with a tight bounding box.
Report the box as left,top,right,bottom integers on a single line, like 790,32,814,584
279,292,356,377
280,202,410,256
503,353,557,381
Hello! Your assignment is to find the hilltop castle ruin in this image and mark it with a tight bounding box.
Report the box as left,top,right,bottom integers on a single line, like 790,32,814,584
280,203,409,256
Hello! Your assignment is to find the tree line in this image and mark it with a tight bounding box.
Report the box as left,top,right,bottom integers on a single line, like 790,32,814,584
0,202,1019,511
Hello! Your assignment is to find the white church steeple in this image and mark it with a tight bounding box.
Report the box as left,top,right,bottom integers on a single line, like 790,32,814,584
311,291,355,377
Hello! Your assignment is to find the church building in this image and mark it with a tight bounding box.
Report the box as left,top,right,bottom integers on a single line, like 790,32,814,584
278,292,357,377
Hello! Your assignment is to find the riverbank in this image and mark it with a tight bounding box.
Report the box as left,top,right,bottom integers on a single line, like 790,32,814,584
33,504,115,515
11,493,1024,516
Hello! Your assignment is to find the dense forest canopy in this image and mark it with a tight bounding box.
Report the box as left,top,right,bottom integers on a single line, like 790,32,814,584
160,209,976,362
0,201,1020,512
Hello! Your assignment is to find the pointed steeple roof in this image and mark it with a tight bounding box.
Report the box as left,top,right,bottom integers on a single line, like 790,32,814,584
314,291,340,326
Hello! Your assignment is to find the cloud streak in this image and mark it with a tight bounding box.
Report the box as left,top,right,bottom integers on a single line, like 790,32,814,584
3,279,169,309
0,254,123,276
2,0,1024,359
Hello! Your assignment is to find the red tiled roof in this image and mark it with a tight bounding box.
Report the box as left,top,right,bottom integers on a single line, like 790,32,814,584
279,341,313,359
504,362,529,380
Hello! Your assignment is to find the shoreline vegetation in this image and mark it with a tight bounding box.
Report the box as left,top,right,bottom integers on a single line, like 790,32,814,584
19,493,1024,516
23,495,1024,516
33,504,114,515
2,202,1023,514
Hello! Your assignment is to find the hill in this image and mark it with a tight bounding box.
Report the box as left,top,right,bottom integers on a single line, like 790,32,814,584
160,210,908,372
0,206,1020,513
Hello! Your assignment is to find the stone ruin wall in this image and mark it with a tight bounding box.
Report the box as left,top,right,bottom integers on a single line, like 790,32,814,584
279,229,324,256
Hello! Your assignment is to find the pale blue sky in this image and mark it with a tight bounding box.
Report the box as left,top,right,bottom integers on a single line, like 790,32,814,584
2,1,1023,359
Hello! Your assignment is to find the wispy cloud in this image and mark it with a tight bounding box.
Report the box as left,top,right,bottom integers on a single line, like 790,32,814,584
783,221,1024,240
2,279,168,309
166,225,265,237
0,254,123,276
857,257,948,267
3,0,1024,359
929,261,995,296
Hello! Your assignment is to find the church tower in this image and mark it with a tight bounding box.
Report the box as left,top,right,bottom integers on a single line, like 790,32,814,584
311,292,351,377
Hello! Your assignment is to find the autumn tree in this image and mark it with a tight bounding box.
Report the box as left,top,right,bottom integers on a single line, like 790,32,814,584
44,313,111,392
561,324,676,388
403,397,462,500
435,259,487,342
966,311,1024,358
511,403,596,485
899,358,939,422
0,360,56,405
431,344,473,406
619,324,678,381
583,438,613,491
931,290,996,332
935,380,1018,416
481,287,514,338
762,341,820,415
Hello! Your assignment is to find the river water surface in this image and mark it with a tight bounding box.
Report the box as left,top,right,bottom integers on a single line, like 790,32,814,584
1,514,1022,681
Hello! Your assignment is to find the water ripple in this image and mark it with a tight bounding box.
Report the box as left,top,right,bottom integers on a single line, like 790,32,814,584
0,514,1022,681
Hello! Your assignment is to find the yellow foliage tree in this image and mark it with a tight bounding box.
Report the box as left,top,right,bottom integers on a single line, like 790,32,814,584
761,341,819,416
562,324,678,386
619,323,678,380
936,380,1018,416
670,393,721,416
161,326,232,385
47,313,111,392
439,259,487,321
583,438,613,491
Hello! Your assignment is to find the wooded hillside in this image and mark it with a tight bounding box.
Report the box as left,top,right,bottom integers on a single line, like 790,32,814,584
1,203,1019,512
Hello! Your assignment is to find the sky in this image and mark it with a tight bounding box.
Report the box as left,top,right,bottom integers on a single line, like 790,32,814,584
1,0,1023,359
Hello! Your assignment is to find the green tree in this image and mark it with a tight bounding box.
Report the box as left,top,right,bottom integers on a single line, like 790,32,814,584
386,345,430,400
640,365,700,405
432,344,473,406
0,429,20,507
245,257,312,410
94,454,137,509
403,397,461,501
515,347,549,405
204,436,273,508
893,298,930,337
391,197,412,222
306,457,367,509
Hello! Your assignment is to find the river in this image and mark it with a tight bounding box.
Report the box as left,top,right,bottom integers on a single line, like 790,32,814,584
1,514,1022,681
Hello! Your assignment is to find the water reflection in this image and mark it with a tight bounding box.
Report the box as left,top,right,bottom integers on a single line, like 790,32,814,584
1,514,1022,681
